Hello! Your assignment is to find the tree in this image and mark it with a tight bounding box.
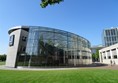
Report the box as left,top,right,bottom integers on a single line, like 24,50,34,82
95,49,99,61
40,0,64,8
92,49,99,62
0,54,6,61
92,53,96,62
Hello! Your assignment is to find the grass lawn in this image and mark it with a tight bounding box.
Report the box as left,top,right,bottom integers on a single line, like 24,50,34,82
0,69,118,83
0,61,5,65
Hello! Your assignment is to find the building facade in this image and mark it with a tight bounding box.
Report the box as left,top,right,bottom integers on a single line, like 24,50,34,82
103,28,118,47
99,43,118,65
6,26,92,68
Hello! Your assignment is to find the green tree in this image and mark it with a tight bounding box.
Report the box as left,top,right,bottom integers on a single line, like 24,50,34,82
40,0,64,8
92,49,99,62
95,49,99,61
0,54,6,61
92,53,96,61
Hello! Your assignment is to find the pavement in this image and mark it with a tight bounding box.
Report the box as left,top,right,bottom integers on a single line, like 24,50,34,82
0,63,118,71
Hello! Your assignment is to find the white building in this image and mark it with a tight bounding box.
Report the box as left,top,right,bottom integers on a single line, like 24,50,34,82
99,43,118,65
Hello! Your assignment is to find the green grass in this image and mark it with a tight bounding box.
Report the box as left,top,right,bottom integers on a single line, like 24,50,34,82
0,62,5,65
0,69,118,83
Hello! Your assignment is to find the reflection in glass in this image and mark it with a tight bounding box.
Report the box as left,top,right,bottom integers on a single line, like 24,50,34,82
17,26,91,67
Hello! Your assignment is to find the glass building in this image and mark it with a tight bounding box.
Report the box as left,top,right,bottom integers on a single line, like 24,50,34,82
6,26,92,68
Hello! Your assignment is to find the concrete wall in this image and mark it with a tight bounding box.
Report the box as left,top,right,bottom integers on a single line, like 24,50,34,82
68,59,92,66
99,43,118,65
18,29,28,52
6,29,21,68
68,49,92,66
6,29,28,68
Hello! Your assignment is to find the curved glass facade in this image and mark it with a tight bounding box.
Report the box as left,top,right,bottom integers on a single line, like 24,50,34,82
17,26,92,67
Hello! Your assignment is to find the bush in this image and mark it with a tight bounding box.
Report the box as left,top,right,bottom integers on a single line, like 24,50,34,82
0,54,6,61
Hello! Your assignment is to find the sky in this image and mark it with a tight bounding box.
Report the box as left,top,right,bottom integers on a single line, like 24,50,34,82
0,0,118,54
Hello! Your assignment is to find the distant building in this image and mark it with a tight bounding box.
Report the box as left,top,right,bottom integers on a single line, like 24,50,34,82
91,45,104,54
103,28,118,47
91,45,104,61
99,43,118,65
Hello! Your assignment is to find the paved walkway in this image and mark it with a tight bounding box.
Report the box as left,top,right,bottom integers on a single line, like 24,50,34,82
0,64,118,71
89,65,118,70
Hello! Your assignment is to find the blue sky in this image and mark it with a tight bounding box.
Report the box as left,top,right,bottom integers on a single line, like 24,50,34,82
0,0,118,54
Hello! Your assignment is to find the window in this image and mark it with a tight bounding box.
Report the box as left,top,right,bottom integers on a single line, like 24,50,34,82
82,56,87,59
105,30,108,36
104,56,106,59
88,56,91,59
23,47,26,52
111,30,113,35
72,56,74,59
9,35,15,46
68,56,71,59
111,49,116,51
113,55,117,59
77,56,80,59
114,37,116,41
108,56,111,59
22,36,27,41
107,50,110,52
105,30,110,36
108,30,110,36
109,37,111,41
112,37,114,41
109,43,112,45
113,29,116,35
20,46,26,52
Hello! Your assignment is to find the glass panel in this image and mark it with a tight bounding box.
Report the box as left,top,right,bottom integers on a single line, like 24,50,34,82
68,42,77,49
54,40,67,48
17,26,91,67
54,33,67,41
